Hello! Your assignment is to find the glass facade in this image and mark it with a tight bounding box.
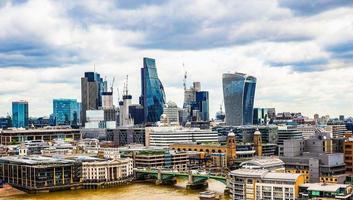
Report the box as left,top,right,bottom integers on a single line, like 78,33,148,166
140,57,166,123
53,99,79,125
222,73,256,126
12,101,29,128
195,91,209,121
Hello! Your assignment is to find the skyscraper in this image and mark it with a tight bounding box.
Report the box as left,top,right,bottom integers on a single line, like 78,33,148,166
12,101,29,128
195,91,209,122
140,57,166,124
53,99,79,125
81,72,106,126
222,72,256,126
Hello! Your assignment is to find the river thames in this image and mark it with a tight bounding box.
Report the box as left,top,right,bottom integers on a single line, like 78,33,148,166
0,179,229,200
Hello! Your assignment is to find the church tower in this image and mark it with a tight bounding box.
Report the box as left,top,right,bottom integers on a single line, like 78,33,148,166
227,131,237,165
253,128,262,157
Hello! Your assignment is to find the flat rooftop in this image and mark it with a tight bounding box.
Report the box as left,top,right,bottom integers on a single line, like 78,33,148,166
0,155,75,165
300,183,351,192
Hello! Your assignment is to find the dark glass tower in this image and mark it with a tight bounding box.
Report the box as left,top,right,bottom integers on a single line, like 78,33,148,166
12,101,29,128
140,57,166,124
222,72,256,126
81,72,106,126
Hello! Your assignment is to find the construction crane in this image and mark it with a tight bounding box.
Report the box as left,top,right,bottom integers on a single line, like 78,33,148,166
183,63,187,90
110,77,115,93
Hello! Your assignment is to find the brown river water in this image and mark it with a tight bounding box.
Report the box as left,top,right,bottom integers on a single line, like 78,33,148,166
0,179,229,200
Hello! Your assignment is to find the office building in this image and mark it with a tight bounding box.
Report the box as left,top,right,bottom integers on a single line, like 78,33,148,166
0,128,82,145
162,101,179,125
228,168,304,200
140,57,166,124
253,108,268,125
106,127,146,147
12,101,29,128
128,104,144,125
146,127,219,148
0,156,81,193
80,157,133,187
133,150,188,171
277,125,303,155
183,82,209,122
299,183,353,199
81,72,106,126
53,99,80,126
195,91,209,121
344,134,353,174
222,72,256,126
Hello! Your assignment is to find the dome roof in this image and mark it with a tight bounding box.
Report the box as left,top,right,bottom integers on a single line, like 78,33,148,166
254,128,261,135
228,131,235,137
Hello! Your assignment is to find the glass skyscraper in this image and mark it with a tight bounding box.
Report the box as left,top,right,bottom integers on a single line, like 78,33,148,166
195,91,209,121
12,101,29,128
81,72,106,125
53,99,80,125
222,72,256,126
140,57,166,123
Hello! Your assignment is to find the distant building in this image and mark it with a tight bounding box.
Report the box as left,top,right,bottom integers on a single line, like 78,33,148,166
53,99,80,126
133,150,188,171
106,127,146,147
146,127,219,148
139,57,166,124
253,108,268,125
0,128,82,145
128,104,144,125
12,101,29,128
228,168,304,200
81,72,106,126
222,72,256,126
299,183,353,200
183,82,209,122
163,101,179,125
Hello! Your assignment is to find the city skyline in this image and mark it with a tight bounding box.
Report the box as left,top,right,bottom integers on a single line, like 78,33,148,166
0,0,353,118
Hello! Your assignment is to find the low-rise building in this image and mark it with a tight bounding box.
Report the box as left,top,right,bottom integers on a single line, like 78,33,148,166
134,150,188,172
299,183,353,199
0,128,81,145
228,168,304,200
239,157,285,172
0,155,81,193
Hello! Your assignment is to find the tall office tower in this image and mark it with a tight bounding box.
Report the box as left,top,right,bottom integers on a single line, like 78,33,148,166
253,108,269,125
53,99,79,126
102,92,113,109
81,72,105,126
140,57,166,124
12,101,29,128
183,82,201,110
195,91,209,121
222,72,256,126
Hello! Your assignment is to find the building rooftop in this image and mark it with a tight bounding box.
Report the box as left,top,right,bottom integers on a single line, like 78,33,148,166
0,155,75,165
300,183,351,192
240,157,284,169
231,168,301,181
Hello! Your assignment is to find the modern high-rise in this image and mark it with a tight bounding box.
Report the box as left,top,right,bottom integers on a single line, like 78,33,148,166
12,101,29,128
53,99,80,126
139,57,166,124
182,82,209,122
222,72,256,126
81,72,106,126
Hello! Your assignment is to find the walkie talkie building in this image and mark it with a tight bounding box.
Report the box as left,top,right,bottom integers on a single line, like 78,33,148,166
222,73,256,126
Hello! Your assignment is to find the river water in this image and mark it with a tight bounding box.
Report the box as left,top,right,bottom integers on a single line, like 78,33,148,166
0,179,229,200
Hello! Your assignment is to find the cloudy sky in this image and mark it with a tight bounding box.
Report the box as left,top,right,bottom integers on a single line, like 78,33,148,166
0,0,353,118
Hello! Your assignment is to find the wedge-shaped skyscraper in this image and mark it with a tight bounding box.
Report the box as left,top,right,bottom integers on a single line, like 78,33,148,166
140,57,166,124
222,72,256,126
